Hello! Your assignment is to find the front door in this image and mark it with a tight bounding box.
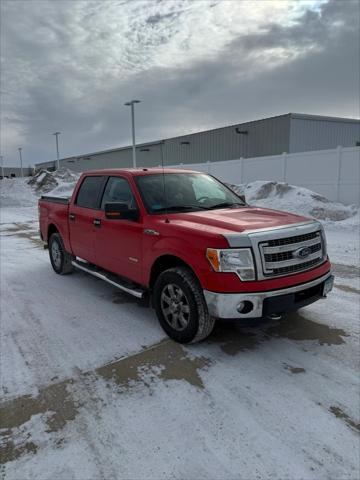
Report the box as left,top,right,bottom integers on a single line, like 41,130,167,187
94,176,143,284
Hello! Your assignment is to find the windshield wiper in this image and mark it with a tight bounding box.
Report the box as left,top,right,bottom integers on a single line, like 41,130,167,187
207,202,244,210
153,205,208,213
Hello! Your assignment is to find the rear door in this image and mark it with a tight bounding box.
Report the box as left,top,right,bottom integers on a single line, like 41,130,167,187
69,175,106,263
94,176,143,284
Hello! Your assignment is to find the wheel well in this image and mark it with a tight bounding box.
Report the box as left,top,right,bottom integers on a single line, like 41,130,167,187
47,224,58,241
149,255,195,289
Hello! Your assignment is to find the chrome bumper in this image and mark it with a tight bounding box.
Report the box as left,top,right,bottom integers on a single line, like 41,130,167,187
203,272,333,319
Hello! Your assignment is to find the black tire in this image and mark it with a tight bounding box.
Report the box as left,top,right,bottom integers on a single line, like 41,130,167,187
49,233,73,275
153,267,215,344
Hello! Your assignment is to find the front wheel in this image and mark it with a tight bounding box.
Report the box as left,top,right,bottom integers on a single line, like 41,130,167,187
49,233,73,275
153,267,215,343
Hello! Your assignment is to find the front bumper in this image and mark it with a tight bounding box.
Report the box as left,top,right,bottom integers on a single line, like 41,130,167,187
203,272,334,319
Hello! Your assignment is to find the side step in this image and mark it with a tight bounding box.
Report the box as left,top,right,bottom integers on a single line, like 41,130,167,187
71,260,146,299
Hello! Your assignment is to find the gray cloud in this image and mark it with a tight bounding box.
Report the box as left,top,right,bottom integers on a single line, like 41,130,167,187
1,0,359,166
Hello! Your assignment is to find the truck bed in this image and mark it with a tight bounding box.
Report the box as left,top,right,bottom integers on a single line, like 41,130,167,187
39,196,70,247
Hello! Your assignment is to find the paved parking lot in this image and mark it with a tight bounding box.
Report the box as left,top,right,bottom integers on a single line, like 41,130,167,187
1,214,359,479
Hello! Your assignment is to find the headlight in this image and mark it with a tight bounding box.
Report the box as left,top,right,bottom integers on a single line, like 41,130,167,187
319,224,327,258
206,248,255,281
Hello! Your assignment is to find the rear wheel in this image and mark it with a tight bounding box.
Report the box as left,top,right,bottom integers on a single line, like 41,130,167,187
49,233,73,275
153,267,215,343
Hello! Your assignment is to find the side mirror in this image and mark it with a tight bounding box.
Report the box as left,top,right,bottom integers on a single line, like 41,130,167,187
104,203,139,221
238,194,246,203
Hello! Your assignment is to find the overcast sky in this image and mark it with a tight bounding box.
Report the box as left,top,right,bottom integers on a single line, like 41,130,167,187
1,0,359,166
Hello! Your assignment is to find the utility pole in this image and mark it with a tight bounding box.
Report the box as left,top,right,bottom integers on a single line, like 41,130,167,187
18,148,23,177
0,155,4,178
124,100,141,168
52,132,61,170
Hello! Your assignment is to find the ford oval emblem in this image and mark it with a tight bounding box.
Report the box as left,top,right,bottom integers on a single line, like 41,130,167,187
294,246,312,259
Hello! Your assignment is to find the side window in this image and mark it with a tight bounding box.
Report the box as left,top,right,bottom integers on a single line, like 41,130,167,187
101,177,137,210
76,176,104,209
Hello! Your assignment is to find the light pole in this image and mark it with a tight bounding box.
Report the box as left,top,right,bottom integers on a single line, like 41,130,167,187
52,132,61,170
0,155,4,178
18,148,23,177
124,100,141,168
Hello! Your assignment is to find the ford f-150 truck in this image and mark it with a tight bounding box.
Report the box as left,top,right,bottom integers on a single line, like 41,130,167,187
39,168,334,343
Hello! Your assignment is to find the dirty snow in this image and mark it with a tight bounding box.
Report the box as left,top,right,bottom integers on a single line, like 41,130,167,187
27,168,80,197
1,174,359,480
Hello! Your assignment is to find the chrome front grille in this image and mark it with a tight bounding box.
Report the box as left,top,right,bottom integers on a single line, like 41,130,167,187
266,231,321,247
259,230,324,277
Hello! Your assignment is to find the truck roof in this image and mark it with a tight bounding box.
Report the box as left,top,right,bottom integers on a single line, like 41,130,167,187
82,168,201,176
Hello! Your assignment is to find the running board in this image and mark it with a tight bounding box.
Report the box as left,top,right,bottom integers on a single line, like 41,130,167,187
71,260,146,299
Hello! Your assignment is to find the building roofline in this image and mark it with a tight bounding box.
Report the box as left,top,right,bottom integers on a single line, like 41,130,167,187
35,139,164,166
36,113,292,166
158,113,292,141
35,112,360,167
290,112,360,124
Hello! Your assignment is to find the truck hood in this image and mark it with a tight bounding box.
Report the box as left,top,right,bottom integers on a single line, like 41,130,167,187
165,206,311,235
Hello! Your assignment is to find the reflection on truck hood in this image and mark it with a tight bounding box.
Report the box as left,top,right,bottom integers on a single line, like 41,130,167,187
165,206,310,235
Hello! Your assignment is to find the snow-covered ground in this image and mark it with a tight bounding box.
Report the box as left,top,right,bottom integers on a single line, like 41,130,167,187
1,175,359,480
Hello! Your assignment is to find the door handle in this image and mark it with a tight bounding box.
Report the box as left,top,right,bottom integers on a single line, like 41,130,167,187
93,218,101,227
69,213,75,221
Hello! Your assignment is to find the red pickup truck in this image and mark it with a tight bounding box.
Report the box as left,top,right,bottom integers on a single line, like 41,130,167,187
39,168,334,343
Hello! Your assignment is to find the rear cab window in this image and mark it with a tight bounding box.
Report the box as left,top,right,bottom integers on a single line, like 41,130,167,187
75,176,105,209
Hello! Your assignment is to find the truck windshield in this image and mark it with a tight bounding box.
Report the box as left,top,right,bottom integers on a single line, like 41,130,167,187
135,173,245,214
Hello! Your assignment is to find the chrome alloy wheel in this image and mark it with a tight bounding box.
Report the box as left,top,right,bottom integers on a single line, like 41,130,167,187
51,240,62,269
160,283,190,331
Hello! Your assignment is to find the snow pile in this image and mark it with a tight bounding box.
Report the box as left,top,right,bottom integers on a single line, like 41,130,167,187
1,169,81,210
27,169,58,193
230,181,359,225
27,168,80,197
49,170,80,198
0,177,38,207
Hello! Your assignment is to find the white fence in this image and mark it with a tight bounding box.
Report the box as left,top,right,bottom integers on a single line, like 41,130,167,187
166,146,360,205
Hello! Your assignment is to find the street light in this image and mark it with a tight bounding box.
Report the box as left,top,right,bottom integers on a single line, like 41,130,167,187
18,148,23,177
124,100,141,168
52,132,61,170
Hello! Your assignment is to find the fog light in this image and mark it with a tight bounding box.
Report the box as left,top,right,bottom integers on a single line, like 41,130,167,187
237,300,253,314
237,301,245,313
